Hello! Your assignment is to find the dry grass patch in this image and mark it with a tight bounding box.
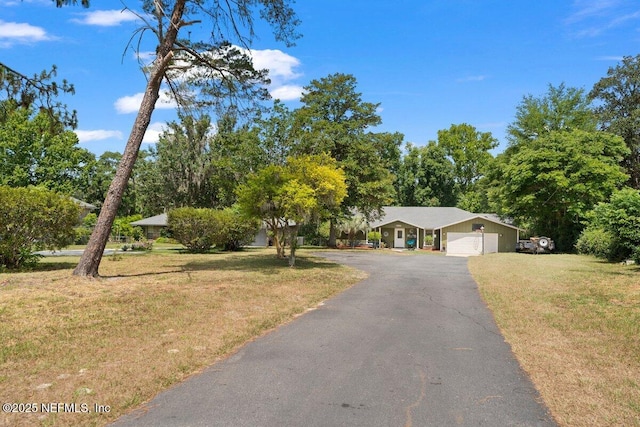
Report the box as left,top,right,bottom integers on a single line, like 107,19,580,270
468,253,640,427
0,249,366,427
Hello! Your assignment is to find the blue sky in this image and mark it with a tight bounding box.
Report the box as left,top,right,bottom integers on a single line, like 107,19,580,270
2,0,640,155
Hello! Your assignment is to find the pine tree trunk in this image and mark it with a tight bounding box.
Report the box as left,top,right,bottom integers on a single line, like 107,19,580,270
73,3,184,277
73,88,161,277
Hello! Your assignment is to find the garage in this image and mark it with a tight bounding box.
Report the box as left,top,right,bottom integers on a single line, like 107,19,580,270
446,232,499,256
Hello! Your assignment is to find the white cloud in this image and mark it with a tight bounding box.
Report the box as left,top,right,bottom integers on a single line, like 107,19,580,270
248,48,303,101
249,49,302,82
456,75,487,83
270,85,304,101
114,92,176,114
142,122,166,144
596,55,625,61
71,9,139,27
565,0,640,37
0,20,51,47
565,0,622,24
119,47,304,106
75,124,163,145
74,129,123,143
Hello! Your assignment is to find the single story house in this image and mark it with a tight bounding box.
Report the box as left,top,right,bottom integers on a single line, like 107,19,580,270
368,206,520,256
130,213,168,240
130,213,292,246
71,198,97,220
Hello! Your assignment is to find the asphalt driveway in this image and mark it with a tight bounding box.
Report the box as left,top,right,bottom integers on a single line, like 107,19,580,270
112,251,556,426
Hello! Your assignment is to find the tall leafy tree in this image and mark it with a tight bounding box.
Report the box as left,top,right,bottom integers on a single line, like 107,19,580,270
396,142,456,207
254,100,297,166
589,55,640,189
437,123,497,206
82,150,153,216
490,83,604,241
153,114,216,209
82,152,118,205
293,73,399,245
75,0,300,276
506,83,596,153
498,129,628,250
0,101,94,195
209,112,263,202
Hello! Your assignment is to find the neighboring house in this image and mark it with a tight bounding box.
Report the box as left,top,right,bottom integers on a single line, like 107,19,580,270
130,213,168,240
71,198,97,220
369,206,520,256
130,213,290,246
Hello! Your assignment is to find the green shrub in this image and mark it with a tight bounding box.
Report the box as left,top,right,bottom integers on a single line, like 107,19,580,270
575,228,618,260
0,186,80,269
168,207,260,253
424,234,434,246
74,225,93,245
131,241,153,251
168,208,218,253
213,207,261,251
581,188,640,263
367,231,381,242
154,236,177,244
112,215,144,242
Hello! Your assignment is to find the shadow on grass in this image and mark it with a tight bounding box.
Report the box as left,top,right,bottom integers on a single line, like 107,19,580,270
1,259,79,273
181,252,343,275
100,269,185,279
567,257,640,276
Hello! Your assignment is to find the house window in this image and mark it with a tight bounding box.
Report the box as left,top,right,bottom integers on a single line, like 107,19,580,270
472,223,485,232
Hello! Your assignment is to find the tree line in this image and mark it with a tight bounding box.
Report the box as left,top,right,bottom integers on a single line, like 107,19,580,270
2,0,640,271
3,62,640,260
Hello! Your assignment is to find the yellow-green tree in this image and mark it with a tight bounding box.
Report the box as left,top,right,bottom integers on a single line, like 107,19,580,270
237,154,346,266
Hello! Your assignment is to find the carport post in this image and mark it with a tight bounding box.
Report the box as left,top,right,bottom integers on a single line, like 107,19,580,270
481,226,485,255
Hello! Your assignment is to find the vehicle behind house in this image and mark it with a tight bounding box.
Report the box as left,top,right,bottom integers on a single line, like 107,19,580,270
516,236,555,254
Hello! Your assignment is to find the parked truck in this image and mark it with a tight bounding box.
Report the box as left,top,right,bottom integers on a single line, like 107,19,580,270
516,236,555,254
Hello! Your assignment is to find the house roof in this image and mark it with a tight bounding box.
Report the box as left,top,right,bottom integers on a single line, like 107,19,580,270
130,213,168,227
369,207,517,230
71,197,97,210
370,207,473,229
129,213,293,228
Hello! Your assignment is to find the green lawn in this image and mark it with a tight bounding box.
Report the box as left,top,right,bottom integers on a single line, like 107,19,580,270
0,248,366,427
468,253,640,427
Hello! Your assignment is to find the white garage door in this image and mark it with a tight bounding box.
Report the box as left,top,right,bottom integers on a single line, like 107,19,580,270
446,232,498,256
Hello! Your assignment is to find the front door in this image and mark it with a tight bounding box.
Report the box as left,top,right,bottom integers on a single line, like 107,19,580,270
394,229,404,248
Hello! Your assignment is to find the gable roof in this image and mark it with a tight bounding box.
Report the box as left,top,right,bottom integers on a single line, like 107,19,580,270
71,197,97,211
437,214,521,231
370,207,475,229
369,207,518,230
130,213,167,227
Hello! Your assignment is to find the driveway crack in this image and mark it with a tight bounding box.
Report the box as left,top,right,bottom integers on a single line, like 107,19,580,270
424,290,501,337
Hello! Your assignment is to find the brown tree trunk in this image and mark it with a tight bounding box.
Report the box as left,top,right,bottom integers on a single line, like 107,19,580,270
288,225,299,267
327,219,338,247
73,2,185,277
73,88,161,277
